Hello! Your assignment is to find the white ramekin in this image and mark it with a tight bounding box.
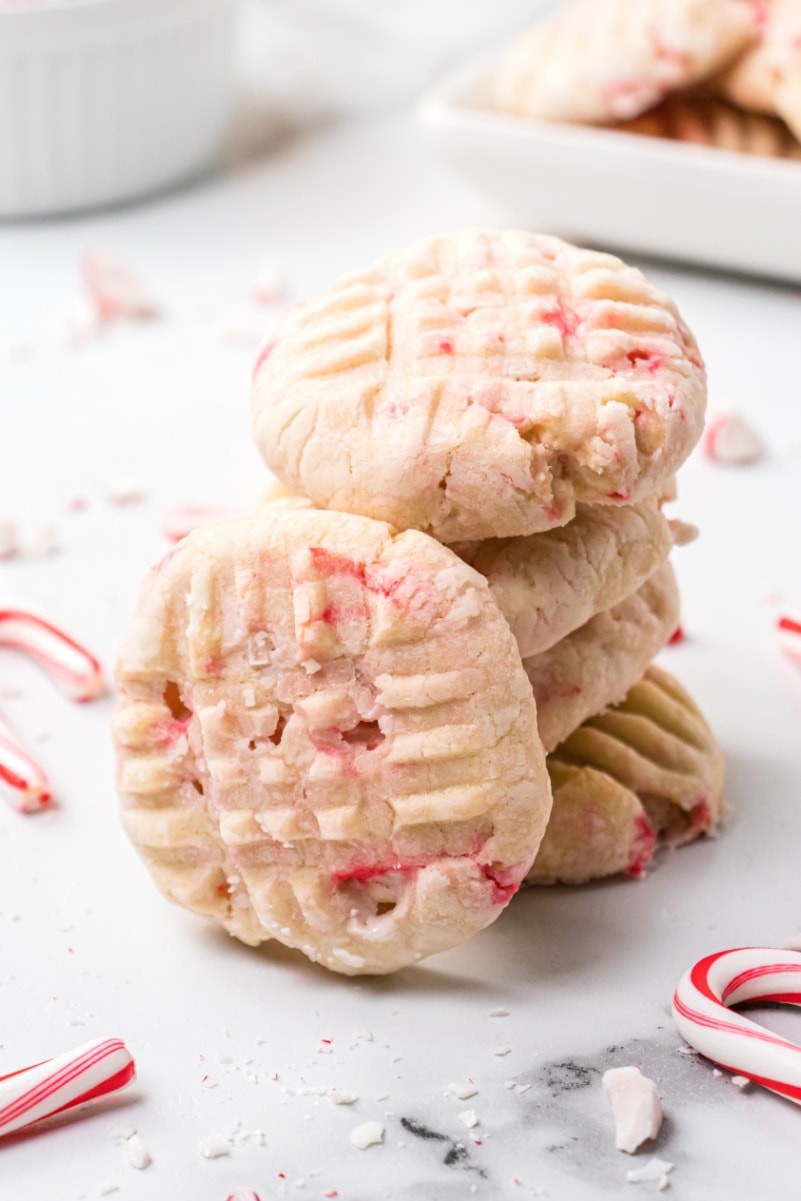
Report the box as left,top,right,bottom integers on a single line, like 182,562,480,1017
0,0,237,218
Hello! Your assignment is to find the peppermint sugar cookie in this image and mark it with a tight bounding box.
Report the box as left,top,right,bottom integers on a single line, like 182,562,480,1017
113,507,551,975
494,0,758,125
716,0,801,139
524,561,680,752
618,92,801,158
454,497,675,660
528,665,725,885
252,230,707,543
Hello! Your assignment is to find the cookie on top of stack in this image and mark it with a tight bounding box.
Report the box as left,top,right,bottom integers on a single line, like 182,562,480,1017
494,0,801,162
114,230,723,976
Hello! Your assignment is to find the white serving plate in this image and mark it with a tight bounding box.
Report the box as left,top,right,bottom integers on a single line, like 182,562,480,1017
419,52,801,283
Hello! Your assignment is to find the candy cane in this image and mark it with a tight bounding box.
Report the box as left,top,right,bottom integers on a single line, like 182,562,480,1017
0,1038,135,1138
673,947,801,1104
0,709,51,812
0,605,105,702
778,614,801,666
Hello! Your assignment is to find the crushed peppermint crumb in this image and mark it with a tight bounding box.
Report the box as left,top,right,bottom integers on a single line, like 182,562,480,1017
329,1089,358,1105
198,1135,230,1159
252,264,286,307
703,411,763,465
447,1082,478,1100
626,1158,674,1185
123,1134,151,1170
225,1193,262,1201
81,252,157,322
97,1186,119,1198
492,1045,512,1057
24,526,59,558
602,1067,663,1154
108,1122,136,1142
105,483,145,506
0,522,17,560
353,1030,373,1042
458,1110,479,1129
67,297,102,345
731,1075,750,1089
350,1121,384,1150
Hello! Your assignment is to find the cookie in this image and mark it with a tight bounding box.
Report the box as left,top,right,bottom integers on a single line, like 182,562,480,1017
527,665,725,884
525,561,680,752
454,497,674,659
113,506,551,975
716,0,801,141
617,92,801,159
252,230,706,543
494,0,757,125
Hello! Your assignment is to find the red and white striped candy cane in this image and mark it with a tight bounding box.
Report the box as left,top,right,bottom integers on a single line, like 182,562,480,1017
0,709,50,812
0,604,105,702
778,614,801,666
0,1037,135,1138
673,947,801,1105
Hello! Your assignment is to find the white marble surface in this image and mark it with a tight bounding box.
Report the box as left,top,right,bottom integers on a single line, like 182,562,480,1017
2,111,801,1201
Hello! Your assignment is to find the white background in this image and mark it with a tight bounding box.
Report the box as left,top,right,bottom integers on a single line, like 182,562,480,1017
2,4,801,1199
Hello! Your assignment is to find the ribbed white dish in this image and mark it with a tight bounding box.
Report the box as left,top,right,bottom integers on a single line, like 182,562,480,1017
0,0,237,218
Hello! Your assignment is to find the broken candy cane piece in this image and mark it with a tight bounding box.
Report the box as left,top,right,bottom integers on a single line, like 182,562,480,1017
778,614,801,665
673,947,801,1105
0,1038,135,1138
626,1158,674,1185
160,504,249,544
602,1065,663,1153
252,263,286,307
0,522,18,560
161,482,298,543
81,253,157,322
0,708,51,812
703,412,764,464
350,1121,384,1150
0,604,105,702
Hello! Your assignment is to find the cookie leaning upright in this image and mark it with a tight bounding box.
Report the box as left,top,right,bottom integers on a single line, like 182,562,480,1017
252,230,707,542
113,506,551,975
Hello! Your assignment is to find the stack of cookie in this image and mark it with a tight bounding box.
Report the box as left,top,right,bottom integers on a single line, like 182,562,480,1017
494,0,801,162
114,230,724,976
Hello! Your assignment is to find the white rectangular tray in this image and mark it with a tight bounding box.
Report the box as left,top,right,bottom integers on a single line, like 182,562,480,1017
419,52,801,283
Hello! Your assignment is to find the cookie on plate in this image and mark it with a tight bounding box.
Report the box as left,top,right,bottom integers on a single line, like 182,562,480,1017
716,0,801,141
494,0,758,125
252,230,706,542
527,664,725,885
618,92,801,159
525,560,680,752
113,506,552,975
